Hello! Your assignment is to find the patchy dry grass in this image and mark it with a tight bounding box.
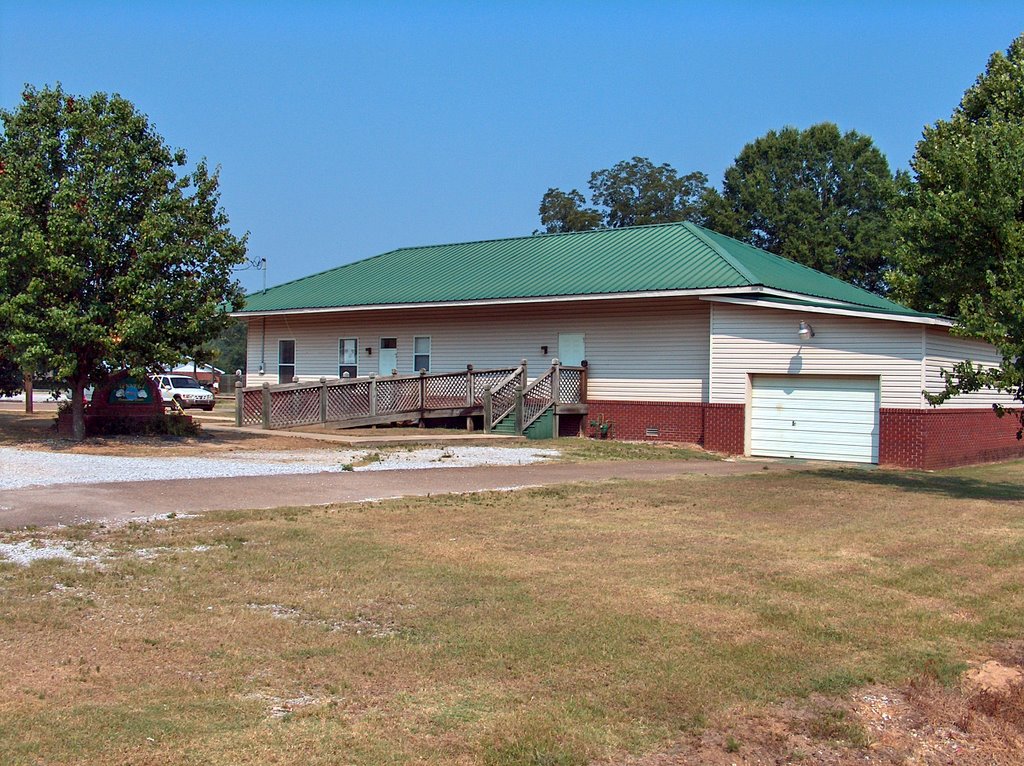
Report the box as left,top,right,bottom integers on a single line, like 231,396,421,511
532,438,708,462
1,461,1022,764
0,410,708,465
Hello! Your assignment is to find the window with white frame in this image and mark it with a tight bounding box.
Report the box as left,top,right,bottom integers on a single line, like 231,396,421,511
339,338,358,378
413,336,431,372
278,339,295,384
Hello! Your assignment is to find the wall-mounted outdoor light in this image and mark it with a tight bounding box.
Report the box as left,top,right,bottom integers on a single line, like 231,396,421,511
365,347,373,355
798,321,815,341
541,345,548,355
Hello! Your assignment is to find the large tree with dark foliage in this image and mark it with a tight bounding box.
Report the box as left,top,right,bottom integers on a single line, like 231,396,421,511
538,188,602,233
0,354,20,397
894,34,1024,434
702,123,901,294
0,85,247,439
892,34,1024,318
538,156,708,233
209,318,248,375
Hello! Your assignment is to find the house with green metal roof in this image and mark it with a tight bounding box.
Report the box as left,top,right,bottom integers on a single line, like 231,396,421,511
233,221,1022,468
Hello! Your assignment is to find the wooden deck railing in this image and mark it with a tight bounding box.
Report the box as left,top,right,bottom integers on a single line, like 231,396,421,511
236,360,588,433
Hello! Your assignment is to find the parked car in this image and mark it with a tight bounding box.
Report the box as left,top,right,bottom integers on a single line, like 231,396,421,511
150,375,216,411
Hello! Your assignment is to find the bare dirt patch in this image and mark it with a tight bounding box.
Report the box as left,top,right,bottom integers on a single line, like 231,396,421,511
966,659,1024,693
612,648,1024,766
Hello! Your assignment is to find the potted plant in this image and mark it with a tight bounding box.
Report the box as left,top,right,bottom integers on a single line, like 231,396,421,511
589,414,613,439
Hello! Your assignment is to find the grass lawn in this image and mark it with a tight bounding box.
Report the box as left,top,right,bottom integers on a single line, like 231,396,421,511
1,461,1023,764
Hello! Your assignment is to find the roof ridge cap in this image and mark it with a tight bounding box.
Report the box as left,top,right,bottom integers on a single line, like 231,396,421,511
389,220,692,253
683,222,759,285
248,222,700,298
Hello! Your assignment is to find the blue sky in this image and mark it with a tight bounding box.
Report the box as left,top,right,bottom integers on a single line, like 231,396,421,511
1,1,1022,292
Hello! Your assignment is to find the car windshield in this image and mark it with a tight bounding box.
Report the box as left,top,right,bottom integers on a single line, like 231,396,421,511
169,377,205,389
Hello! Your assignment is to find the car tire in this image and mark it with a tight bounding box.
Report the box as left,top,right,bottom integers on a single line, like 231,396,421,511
202,404,215,411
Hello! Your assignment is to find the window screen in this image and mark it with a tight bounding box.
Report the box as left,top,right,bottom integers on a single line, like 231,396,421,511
413,336,431,372
339,338,358,378
278,339,295,384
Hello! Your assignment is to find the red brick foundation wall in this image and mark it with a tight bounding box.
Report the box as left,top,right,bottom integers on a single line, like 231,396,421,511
703,402,746,454
880,408,1024,469
583,400,746,455
580,402,1022,468
878,409,925,468
585,401,705,442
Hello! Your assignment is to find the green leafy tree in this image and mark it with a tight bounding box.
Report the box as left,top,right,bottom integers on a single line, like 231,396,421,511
703,123,901,293
537,157,709,233
0,354,20,397
589,157,708,228
926,263,1024,437
895,34,1024,432
0,85,247,439
208,317,248,374
892,34,1024,317
538,188,602,233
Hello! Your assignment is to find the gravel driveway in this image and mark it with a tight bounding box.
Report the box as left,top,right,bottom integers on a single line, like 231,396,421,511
0,446,560,490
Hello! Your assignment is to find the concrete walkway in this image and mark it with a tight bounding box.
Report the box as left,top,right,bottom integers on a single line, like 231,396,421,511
0,458,786,529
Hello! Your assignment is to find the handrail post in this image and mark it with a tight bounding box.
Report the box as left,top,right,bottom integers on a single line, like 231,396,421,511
520,358,528,388
466,364,475,432
483,385,492,433
514,385,524,435
551,359,561,438
319,377,328,424
261,382,271,429
369,374,377,417
235,381,243,427
418,369,427,428
580,360,588,402
551,359,561,405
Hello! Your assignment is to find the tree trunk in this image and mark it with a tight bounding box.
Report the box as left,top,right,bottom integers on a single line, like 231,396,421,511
23,371,33,414
71,378,87,441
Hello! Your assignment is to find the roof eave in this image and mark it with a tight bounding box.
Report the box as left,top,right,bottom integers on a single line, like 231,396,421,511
230,285,772,318
701,295,955,327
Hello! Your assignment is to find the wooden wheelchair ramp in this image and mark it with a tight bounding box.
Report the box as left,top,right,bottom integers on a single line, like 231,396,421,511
236,361,588,438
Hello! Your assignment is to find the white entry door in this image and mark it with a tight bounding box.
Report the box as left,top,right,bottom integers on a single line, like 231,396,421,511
750,376,880,463
558,333,585,366
379,337,398,375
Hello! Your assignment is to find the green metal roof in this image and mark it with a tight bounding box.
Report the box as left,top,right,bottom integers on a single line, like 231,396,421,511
238,221,923,316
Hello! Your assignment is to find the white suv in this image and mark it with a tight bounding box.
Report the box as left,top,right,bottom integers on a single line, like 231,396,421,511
151,375,216,411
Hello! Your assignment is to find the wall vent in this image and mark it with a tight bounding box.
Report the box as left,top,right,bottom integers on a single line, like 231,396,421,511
645,427,660,437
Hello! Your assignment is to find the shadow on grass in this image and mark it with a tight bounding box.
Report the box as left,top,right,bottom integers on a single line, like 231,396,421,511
810,467,1024,502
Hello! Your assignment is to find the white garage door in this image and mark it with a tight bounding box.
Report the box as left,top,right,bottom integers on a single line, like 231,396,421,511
750,376,879,463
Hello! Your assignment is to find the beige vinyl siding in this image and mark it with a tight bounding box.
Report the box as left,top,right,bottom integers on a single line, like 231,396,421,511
709,304,924,408
586,378,705,401
924,328,1015,409
244,297,710,402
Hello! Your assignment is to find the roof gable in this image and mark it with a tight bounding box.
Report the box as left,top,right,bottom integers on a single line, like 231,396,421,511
238,221,918,316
